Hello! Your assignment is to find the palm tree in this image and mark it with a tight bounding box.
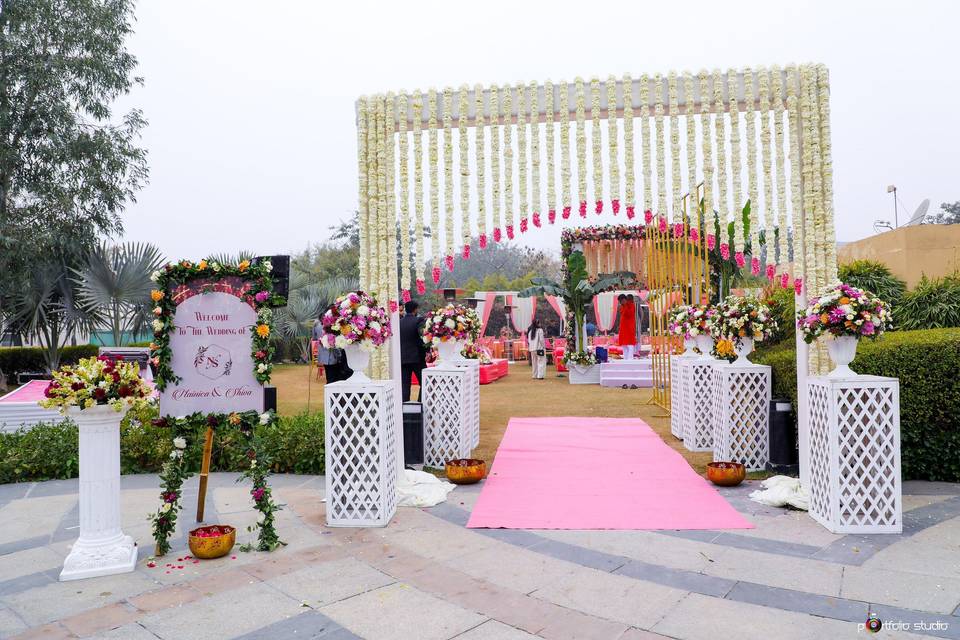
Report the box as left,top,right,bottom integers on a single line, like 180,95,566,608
6,256,101,371
75,242,165,346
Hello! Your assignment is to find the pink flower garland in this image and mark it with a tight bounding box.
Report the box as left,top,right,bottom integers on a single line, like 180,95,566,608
562,205,572,219
595,200,603,214
431,266,441,284
751,257,761,275
519,218,528,233
626,205,635,220
506,225,515,239
478,234,487,249
579,201,587,217
548,209,557,224
766,264,776,281
707,234,716,250
612,199,620,214
493,228,502,242
734,251,745,268
533,211,542,227
416,279,426,295
644,209,653,225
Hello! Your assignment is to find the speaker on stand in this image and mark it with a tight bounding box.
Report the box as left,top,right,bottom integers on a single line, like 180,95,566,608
255,255,290,306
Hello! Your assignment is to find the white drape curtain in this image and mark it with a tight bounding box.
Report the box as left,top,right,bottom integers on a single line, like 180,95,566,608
545,295,566,332
593,292,619,332
510,296,536,334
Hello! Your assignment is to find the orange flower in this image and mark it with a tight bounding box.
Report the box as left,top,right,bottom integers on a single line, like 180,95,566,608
238,259,250,271
738,329,746,337
839,296,850,304
149,342,157,351
198,259,208,270
180,260,192,268
228,412,241,426
256,324,270,338
150,289,164,302
820,313,830,324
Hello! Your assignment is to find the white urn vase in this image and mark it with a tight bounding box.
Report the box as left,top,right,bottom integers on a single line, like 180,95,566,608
435,339,464,367
682,337,697,357
826,334,859,378
695,334,714,360
733,337,755,364
61,404,137,581
343,343,371,382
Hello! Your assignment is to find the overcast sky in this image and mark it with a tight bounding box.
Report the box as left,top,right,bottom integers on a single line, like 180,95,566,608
115,0,958,262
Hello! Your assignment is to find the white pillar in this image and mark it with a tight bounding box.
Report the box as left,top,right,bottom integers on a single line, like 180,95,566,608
60,405,137,581
389,309,404,475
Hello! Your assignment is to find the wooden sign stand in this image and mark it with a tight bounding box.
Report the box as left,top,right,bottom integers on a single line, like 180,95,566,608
196,426,215,522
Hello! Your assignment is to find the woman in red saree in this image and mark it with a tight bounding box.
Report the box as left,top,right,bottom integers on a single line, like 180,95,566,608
617,294,637,360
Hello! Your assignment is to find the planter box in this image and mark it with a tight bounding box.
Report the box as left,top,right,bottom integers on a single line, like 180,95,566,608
807,375,902,534
421,367,471,468
711,362,772,471
568,364,601,385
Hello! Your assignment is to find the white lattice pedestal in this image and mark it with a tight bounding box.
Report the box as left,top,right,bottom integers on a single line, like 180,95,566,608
451,359,480,449
680,359,717,452
711,363,771,471
422,366,470,468
807,375,902,534
324,380,398,527
61,406,137,581
670,357,686,439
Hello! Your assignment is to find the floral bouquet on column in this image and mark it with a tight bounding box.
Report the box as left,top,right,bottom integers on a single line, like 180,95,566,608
320,291,393,381
706,296,776,364
422,303,481,365
40,355,153,413
797,283,890,376
667,304,713,357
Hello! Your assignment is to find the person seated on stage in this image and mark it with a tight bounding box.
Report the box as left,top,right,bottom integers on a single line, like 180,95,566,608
617,294,638,360
399,300,428,402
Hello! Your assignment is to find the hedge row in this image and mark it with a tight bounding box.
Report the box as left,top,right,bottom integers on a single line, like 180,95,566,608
753,328,960,481
0,344,100,377
0,408,325,484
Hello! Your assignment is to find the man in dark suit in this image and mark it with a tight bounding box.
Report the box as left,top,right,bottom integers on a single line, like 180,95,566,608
399,300,427,402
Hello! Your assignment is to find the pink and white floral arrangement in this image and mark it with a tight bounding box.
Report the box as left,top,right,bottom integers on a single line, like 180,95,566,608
422,303,481,346
320,291,392,351
667,304,712,338
797,284,890,343
706,295,777,346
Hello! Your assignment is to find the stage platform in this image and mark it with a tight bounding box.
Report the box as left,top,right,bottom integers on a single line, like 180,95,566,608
599,358,653,388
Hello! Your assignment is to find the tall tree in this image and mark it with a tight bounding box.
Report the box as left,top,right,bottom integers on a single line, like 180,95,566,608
0,0,148,289
927,201,960,225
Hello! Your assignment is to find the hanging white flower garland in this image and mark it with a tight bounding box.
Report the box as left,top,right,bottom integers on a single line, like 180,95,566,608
817,64,837,284
758,67,775,280
668,71,681,221
458,86,471,260
474,85,487,249
713,69,730,259
412,91,426,294
772,67,789,271
622,73,635,219
516,83,529,233
442,88,455,271
559,81,572,219
591,77,603,215
575,78,587,217
606,76,620,215
699,71,714,238
744,68,760,275
639,74,652,218
356,98,369,289
684,72,697,228
428,90,440,284
727,69,744,265
654,74,666,219
786,64,804,290
545,80,557,224
502,85,515,239
397,93,411,300
528,82,542,228
489,85,502,242
385,93,399,311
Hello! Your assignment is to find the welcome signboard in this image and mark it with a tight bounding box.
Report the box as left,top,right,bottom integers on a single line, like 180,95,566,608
159,290,264,415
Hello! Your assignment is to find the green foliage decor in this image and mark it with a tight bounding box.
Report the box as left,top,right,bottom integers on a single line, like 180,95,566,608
0,345,100,378
893,273,960,331
753,328,960,482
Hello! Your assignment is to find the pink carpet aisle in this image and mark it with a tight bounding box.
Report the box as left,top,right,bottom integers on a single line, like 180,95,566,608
466,417,754,530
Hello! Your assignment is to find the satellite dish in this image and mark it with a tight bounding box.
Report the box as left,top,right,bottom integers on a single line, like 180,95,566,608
905,198,930,226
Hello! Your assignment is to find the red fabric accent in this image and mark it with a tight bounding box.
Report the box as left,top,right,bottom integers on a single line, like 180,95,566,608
618,298,637,346
479,291,496,336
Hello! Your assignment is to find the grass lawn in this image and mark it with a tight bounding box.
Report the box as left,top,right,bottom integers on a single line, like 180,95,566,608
271,362,716,476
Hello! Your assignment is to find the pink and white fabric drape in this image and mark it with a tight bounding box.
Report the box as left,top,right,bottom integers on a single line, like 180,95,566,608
545,295,566,332
593,292,619,332
476,291,497,336
510,295,536,334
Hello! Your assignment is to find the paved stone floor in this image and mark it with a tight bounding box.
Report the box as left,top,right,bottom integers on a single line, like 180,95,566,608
0,473,958,640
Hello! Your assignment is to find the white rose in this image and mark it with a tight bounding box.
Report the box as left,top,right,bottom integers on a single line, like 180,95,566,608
161,502,172,512
150,270,162,281
334,335,348,349
340,300,351,310
257,363,268,373
152,319,163,332
170,449,183,460
357,305,370,316
173,437,187,449
259,412,271,425
212,262,221,272
264,260,273,272
250,460,257,468
445,319,456,329
369,321,380,331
